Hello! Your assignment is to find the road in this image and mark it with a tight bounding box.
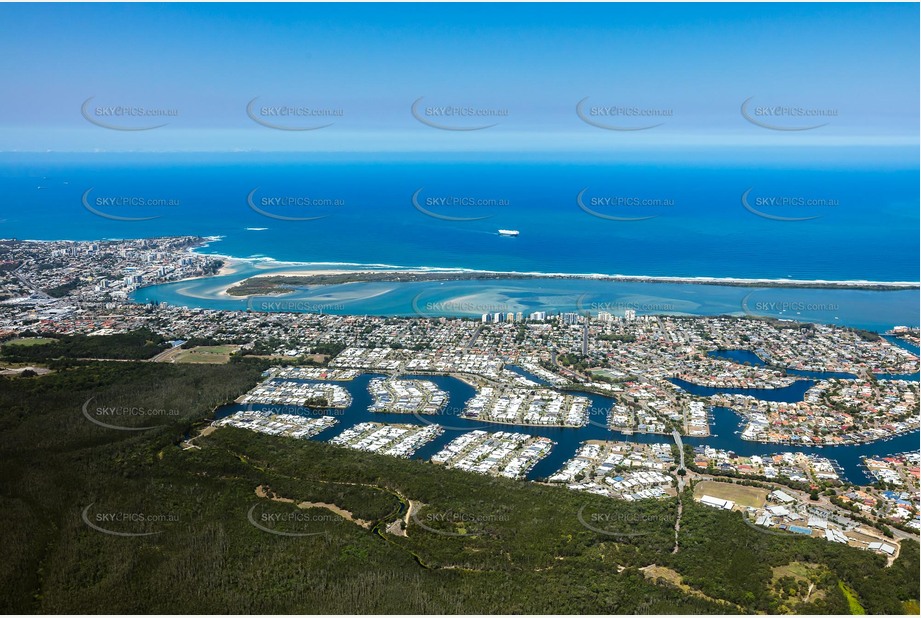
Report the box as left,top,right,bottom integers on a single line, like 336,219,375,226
672,429,686,553
672,429,686,491
150,345,185,363
12,266,52,300
465,325,482,351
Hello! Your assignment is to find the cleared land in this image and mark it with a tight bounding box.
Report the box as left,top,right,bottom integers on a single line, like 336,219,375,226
4,337,56,346
771,562,828,607
641,565,745,612
693,479,769,508
172,345,241,364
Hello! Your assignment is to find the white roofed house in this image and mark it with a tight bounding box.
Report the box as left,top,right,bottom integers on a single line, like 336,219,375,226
868,541,896,556
769,489,796,504
699,495,734,510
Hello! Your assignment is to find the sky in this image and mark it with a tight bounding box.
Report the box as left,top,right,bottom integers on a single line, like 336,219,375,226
0,2,918,154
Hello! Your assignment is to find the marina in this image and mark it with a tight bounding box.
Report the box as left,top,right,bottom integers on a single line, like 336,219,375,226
547,441,675,500
367,377,448,415
464,386,589,427
238,379,353,408
431,430,553,479
329,421,443,458
215,409,338,439
213,372,920,486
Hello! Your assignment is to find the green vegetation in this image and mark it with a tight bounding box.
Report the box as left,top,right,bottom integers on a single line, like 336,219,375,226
180,336,248,348
848,329,882,343
839,580,867,614
0,328,168,362
557,352,589,372
0,349,918,614
227,272,534,296
685,444,842,493
770,562,836,613
599,333,637,343
692,479,768,509
4,337,56,347
173,345,241,364
44,278,83,298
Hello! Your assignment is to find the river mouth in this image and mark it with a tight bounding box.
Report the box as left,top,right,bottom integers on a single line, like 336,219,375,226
134,273,921,332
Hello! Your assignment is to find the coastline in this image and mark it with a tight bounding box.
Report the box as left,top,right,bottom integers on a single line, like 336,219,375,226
216,264,921,296
227,267,921,292
186,239,921,292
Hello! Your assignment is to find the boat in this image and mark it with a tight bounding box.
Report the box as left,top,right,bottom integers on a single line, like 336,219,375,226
498,229,519,237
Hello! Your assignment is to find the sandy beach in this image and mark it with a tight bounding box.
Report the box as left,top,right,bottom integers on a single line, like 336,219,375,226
224,266,920,292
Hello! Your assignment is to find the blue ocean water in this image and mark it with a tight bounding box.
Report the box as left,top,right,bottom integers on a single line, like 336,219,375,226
131,264,920,331
2,154,919,282
6,150,911,481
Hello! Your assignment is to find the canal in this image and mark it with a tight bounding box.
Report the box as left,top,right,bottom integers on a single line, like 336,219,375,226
215,368,919,485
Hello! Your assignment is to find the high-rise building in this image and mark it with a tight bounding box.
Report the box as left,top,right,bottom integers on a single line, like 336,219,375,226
560,312,579,325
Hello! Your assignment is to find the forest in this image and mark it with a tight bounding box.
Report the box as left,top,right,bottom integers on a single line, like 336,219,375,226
0,358,917,614
0,328,169,362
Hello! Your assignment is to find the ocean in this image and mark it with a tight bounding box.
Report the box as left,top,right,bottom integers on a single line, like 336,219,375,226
5,153,918,479
3,154,919,282
3,153,918,330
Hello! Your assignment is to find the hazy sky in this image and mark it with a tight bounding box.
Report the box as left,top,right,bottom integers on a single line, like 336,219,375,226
1,2,917,153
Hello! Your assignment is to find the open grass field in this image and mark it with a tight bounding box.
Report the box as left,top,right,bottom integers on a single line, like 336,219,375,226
4,337,56,347
773,561,821,580
693,479,769,508
172,345,241,364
